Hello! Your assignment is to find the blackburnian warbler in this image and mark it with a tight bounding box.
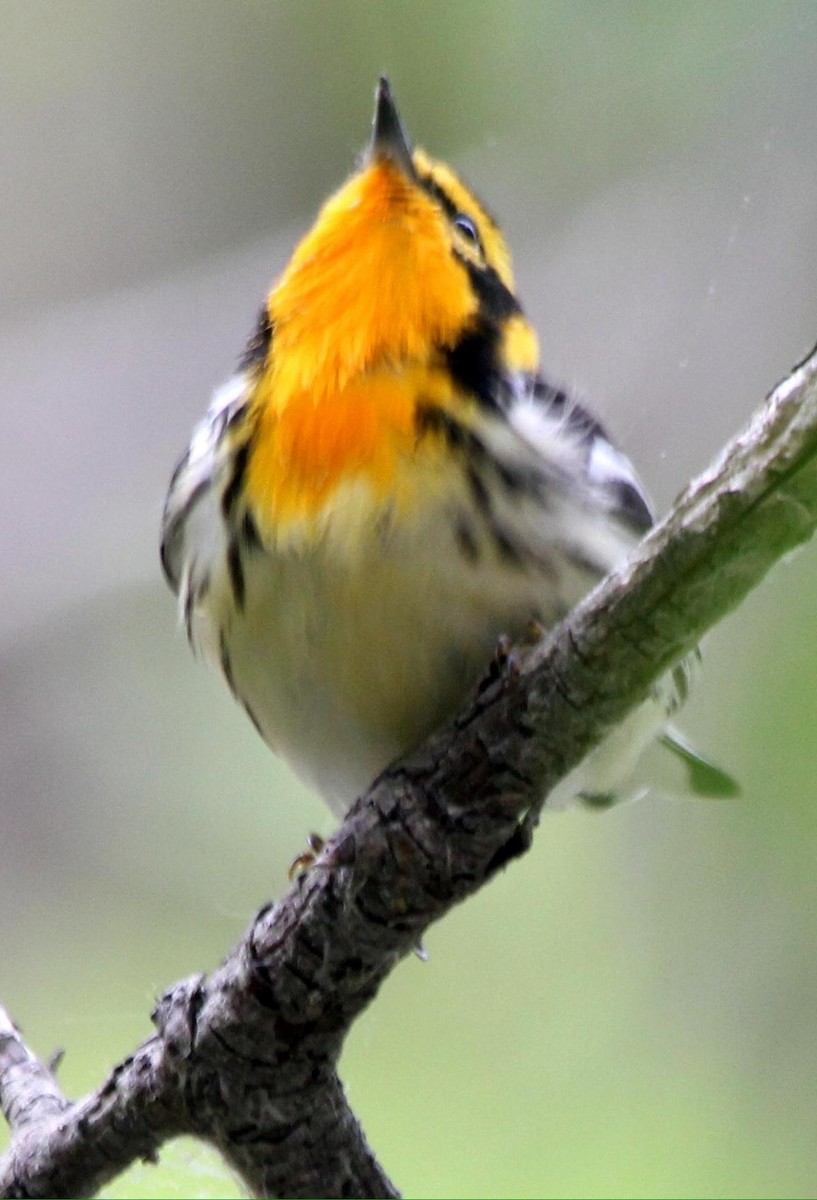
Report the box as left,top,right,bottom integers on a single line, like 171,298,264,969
161,78,736,819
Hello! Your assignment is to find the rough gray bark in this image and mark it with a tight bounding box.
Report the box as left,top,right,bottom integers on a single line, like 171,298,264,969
2,345,817,1199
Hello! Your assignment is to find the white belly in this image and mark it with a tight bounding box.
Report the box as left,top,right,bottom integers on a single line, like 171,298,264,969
217,515,553,816
178,407,649,816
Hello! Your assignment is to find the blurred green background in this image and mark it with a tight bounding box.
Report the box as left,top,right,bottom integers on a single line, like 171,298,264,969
2,3,817,1197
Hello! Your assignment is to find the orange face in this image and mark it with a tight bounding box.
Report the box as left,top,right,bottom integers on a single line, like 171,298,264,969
244,151,537,532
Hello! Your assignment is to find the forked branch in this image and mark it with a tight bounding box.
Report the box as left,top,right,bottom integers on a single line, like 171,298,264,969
3,345,817,1198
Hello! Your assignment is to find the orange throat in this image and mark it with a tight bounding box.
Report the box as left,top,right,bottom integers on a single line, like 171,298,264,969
242,156,537,534
269,160,478,392
245,161,477,530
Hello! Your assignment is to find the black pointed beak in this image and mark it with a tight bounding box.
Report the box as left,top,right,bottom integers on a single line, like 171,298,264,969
369,77,415,178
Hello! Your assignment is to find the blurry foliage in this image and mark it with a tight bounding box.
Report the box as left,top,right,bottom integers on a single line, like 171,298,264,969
2,3,817,1197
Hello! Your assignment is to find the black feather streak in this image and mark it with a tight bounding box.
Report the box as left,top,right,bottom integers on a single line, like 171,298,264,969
239,306,274,371
465,461,491,515
444,323,506,413
455,254,521,322
416,172,459,220
219,628,236,694
492,529,523,566
531,379,608,445
222,441,250,519
241,509,263,551
561,543,605,579
227,540,245,610
610,478,653,534
183,582,195,643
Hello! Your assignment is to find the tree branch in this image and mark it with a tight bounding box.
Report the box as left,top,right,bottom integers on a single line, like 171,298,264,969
3,346,817,1199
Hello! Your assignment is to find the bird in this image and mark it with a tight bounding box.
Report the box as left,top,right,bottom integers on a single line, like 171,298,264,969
161,77,736,822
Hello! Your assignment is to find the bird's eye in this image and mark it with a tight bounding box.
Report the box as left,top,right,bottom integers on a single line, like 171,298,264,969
453,213,481,248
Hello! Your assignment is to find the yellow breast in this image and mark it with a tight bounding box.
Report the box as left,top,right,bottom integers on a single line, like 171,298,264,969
245,362,465,536
241,151,537,539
